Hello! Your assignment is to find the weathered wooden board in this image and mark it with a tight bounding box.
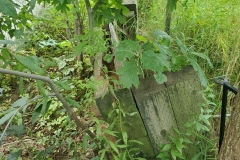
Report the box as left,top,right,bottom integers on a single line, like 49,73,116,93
96,66,203,158
96,89,155,158
132,66,202,157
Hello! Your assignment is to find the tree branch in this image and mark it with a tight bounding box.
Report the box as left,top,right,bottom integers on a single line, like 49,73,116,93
0,68,97,141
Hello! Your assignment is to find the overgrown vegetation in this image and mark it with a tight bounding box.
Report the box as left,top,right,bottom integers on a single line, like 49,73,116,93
0,0,239,159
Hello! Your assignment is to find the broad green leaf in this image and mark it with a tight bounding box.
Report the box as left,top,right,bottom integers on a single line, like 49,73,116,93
141,50,159,72
154,72,167,84
122,132,128,145
114,40,141,61
168,0,178,12
104,54,114,63
152,29,172,42
7,149,22,160
156,152,169,159
66,137,72,150
37,80,46,96
171,149,185,159
190,51,213,68
176,38,188,54
28,0,36,12
100,149,106,160
0,110,16,125
32,104,42,124
162,144,172,151
171,149,177,160
114,50,133,61
54,81,72,90
8,125,26,138
104,129,117,137
0,0,18,17
41,99,51,116
0,40,17,44
128,140,144,145
154,43,173,56
74,41,87,55
83,133,88,153
11,97,27,108
13,54,45,75
109,141,119,154
188,57,208,87
65,97,81,108
57,60,67,70
136,35,147,42
117,60,140,88
35,146,54,159
142,50,170,72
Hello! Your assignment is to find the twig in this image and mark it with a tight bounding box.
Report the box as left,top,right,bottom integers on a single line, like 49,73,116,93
0,68,97,141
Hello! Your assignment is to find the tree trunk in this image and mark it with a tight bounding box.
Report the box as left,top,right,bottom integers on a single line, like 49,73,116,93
218,92,240,160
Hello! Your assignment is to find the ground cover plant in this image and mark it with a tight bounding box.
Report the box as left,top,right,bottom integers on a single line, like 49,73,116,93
0,0,239,159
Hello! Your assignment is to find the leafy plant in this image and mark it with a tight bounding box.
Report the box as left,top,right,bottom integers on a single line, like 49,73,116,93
156,87,217,160
105,29,212,88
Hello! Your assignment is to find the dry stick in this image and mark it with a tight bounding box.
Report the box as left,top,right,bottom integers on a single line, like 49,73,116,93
0,68,97,141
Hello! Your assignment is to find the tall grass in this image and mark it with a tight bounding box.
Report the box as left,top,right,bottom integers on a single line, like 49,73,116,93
138,0,240,88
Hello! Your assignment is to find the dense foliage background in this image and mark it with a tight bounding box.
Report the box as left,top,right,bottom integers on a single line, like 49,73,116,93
0,0,239,159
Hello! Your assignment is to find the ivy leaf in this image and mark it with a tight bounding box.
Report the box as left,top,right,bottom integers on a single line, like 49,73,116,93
154,72,167,84
0,0,18,18
13,54,45,75
117,60,140,88
188,57,208,87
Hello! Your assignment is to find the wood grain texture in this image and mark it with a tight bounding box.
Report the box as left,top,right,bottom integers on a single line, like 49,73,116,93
132,66,202,157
